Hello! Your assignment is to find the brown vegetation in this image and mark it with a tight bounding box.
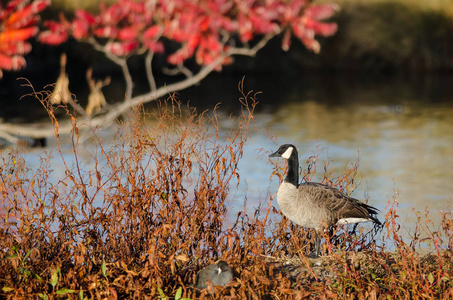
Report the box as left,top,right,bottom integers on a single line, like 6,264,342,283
1,84,452,299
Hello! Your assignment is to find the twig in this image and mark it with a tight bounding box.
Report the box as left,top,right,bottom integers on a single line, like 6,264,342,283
88,37,134,100
162,64,194,78
1,33,282,145
145,51,157,92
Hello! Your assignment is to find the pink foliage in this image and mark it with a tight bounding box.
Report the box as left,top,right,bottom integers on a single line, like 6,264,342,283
38,0,338,65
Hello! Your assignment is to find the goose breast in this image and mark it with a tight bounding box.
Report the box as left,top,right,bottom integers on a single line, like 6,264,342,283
276,182,330,230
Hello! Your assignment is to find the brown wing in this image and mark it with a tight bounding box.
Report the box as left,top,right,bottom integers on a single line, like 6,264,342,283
300,182,381,225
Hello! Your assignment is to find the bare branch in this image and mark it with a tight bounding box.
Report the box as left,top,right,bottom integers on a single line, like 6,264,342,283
162,64,194,78
88,37,134,99
228,32,280,57
1,33,282,146
145,51,157,92
0,119,75,143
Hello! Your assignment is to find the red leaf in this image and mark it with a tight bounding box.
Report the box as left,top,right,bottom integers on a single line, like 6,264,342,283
303,18,337,36
143,25,162,40
101,3,128,24
164,21,189,42
5,0,25,13
0,27,38,43
72,19,90,39
93,26,118,39
105,41,138,56
167,44,194,65
168,51,185,65
207,0,233,14
291,21,321,53
202,35,221,52
6,15,40,30
238,14,253,42
249,14,277,34
219,17,236,32
0,41,32,55
292,23,321,53
199,16,210,32
126,0,146,14
187,35,200,52
117,26,138,41
0,53,26,71
75,10,97,25
304,4,340,21
292,21,314,40
39,30,69,45
5,0,50,27
43,20,66,32
144,41,164,53
302,37,320,54
58,12,72,28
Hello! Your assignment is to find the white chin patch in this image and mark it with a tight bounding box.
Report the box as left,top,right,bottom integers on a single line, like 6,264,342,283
281,147,293,159
337,218,371,225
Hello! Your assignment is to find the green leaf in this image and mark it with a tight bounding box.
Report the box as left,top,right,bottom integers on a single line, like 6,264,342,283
56,288,76,295
38,293,48,300
24,248,34,260
101,260,107,277
35,274,43,281
79,290,88,300
157,287,167,300
174,287,182,300
428,273,434,284
19,267,31,277
50,269,59,288
2,286,14,292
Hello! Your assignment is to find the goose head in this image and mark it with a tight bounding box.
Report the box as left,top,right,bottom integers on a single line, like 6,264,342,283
269,144,298,159
269,144,300,185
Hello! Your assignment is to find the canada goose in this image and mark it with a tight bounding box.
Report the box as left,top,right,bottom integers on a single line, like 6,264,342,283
269,144,381,258
193,261,233,290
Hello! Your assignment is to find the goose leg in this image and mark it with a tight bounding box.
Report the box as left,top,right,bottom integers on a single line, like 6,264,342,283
308,231,322,258
315,231,321,257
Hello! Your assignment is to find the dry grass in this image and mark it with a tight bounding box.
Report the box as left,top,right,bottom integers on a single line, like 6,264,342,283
1,83,452,299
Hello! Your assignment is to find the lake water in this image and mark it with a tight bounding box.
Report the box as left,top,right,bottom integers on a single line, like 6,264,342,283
185,72,453,241
4,72,453,245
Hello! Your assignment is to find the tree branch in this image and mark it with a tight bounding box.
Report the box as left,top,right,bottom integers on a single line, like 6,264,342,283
162,64,194,78
145,51,157,92
88,37,134,99
228,32,280,57
0,33,280,146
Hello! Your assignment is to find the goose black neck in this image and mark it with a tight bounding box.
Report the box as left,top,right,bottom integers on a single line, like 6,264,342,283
284,152,299,186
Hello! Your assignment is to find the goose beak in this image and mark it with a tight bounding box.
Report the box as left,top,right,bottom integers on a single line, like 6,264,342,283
269,151,279,158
